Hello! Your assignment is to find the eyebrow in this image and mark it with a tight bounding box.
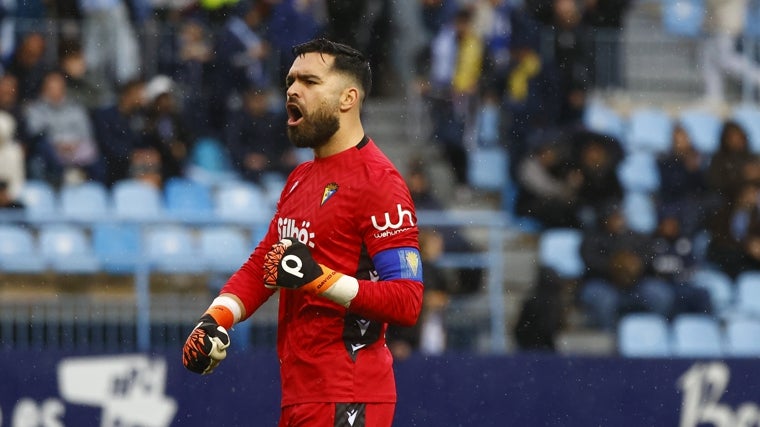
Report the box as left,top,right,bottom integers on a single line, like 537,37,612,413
285,72,323,86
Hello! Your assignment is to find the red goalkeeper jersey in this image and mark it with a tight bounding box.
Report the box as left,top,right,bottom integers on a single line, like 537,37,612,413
221,136,424,406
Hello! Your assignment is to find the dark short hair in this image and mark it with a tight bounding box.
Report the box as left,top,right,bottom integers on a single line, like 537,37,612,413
292,38,372,99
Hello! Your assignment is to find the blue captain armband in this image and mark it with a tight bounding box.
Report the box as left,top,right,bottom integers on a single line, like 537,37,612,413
372,247,424,281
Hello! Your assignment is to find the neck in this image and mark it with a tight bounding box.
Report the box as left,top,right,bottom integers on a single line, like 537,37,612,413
313,117,365,158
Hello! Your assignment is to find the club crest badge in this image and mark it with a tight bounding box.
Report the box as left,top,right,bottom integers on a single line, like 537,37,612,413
321,182,339,206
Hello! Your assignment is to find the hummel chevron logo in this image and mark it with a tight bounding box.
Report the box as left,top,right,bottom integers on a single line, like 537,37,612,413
351,343,367,352
357,319,370,336
347,409,358,426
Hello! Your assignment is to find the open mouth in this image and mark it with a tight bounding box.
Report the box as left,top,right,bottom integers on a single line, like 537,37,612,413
286,103,304,126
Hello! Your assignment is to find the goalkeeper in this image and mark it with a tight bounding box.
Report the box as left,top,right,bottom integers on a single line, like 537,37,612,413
182,38,424,427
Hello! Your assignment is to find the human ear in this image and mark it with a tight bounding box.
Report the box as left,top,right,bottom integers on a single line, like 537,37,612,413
340,87,359,112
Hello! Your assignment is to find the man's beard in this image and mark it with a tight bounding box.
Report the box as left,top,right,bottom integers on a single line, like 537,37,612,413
287,106,340,149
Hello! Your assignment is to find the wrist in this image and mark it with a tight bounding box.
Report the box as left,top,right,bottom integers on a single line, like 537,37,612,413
204,295,242,329
305,265,359,307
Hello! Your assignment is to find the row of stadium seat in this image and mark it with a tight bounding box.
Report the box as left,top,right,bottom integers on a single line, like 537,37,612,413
16,177,281,224
0,222,260,275
618,312,760,357
583,101,760,155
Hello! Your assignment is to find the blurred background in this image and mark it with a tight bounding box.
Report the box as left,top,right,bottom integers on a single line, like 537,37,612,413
2,0,760,425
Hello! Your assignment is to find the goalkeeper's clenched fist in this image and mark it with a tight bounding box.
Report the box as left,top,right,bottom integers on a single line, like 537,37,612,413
263,238,359,307
182,313,231,375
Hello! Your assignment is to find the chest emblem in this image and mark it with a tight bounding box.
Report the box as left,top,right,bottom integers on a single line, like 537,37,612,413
321,182,339,206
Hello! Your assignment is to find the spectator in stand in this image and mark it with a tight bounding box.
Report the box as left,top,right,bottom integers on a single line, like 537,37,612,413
266,0,325,84
128,146,164,189
208,1,271,132
0,111,24,209
706,120,760,205
91,78,147,186
424,7,484,191
706,182,760,278
578,203,674,331
547,0,593,125
225,85,296,185
23,70,104,185
571,130,624,228
143,75,194,180
514,130,582,228
650,208,713,316
657,124,713,236
172,18,214,137
58,39,113,109
77,0,141,87
0,74,30,156
4,31,50,105
582,0,632,91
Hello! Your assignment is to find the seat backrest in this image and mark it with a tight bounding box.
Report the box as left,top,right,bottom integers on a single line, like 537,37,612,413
144,225,197,260
20,180,57,219
0,224,37,256
38,224,94,258
583,100,625,140
214,181,270,223
199,226,252,271
618,313,671,357
92,223,142,260
689,267,735,314
662,0,706,37
617,151,661,193
538,228,584,279
164,177,213,217
672,314,724,357
59,181,110,219
625,108,674,154
112,179,164,220
734,271,760,316
725,317,760,356
622,191,657,234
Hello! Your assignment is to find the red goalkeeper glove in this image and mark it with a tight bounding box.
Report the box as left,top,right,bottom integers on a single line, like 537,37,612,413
182,313,230,375
263,238,359,306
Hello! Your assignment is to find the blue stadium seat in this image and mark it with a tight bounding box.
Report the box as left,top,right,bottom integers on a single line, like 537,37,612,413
733,271,760,317
678,109,722,154
59,181,109,220
20,180,57,220
689,267,735,316
0,224,46,273
185,137,239,185
583,100,625,140
725,317,760,356
144,225,205,273
672,314,724,357
625,108,674,153
732,105,760,153
617,313,671,357
662,0,705,37
215,181,271,224
199,226,253,273
164,177,214,219
92,223,143,274
622,191,657,234
468,146,509,191
37,224,100,273
112,179,164,221
537,228,584,279
617,151,661,193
